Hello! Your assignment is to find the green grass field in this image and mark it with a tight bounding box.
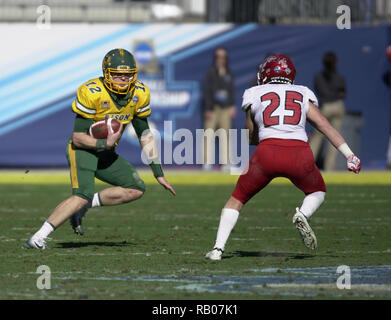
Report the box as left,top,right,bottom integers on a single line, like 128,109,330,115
0,171,390,300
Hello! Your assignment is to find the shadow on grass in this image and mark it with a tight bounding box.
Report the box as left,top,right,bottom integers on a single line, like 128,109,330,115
57,240,136,248
230,251,315,259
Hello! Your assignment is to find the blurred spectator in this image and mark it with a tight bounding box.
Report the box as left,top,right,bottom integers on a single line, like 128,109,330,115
382,45,391,169
203,47,236,171
309,52,346,171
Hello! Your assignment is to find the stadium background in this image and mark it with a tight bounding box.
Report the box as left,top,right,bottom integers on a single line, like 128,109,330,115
0,0,390,170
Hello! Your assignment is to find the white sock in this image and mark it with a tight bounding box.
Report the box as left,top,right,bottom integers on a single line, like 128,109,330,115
299,191,326,220
214,208,240,251
34,221,55,239
91,192,102,208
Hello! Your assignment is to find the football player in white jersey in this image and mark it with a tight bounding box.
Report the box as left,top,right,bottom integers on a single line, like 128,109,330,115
206,54,361,260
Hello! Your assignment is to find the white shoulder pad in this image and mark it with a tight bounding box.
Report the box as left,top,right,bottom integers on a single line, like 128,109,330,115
306,87,319,107
241,88,255,112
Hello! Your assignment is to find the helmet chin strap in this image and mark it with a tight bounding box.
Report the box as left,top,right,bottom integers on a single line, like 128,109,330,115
256,72,268,85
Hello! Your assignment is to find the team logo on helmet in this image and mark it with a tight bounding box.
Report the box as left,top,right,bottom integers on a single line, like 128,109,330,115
280,60,288,68
257,54,296,85
117,65,131,70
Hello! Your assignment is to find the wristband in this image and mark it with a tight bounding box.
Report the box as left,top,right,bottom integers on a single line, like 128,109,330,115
96,139,108,152
338,143,354,159
149,158,164,177
150,163,164,177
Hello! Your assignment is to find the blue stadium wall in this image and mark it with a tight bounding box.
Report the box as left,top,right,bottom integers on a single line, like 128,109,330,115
0,24,389,169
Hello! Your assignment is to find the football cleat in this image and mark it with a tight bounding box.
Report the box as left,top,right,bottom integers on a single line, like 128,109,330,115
23,235,49,250
205,248,224,260
292,208,317,250
70,206,88,236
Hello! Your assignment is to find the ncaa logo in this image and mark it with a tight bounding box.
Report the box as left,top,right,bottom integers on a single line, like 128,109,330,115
134,42,153,65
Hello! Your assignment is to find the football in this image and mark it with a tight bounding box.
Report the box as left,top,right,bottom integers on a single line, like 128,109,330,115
89,118,121,139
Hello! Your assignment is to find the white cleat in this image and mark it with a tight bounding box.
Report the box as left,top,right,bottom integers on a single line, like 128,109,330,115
23,235,49,250
205,248,224,260
292,208,317,250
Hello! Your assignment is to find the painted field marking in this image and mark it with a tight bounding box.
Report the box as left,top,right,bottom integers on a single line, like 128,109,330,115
26,265,391,299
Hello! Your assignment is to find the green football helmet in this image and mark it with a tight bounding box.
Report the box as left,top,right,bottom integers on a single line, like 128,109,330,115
102,48,137,95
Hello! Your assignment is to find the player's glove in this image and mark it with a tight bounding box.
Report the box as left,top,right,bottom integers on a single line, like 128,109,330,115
347,155,361,174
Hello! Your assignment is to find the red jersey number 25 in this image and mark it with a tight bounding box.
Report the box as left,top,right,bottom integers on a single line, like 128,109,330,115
261,91,303,127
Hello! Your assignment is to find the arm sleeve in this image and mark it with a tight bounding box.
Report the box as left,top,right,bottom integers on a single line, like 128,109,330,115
131,116,150,138
73,114,94,133
132,117,164,177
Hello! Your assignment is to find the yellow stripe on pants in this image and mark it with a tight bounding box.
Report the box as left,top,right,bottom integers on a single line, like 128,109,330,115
68,143,79,189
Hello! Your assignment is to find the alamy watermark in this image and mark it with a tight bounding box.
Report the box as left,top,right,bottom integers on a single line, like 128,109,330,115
336,5,351,30
36,265,51,290
36,5,51,30
336,265,351,289
138,121,250,175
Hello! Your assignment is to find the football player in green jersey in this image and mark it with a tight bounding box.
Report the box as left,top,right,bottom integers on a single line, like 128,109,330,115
24,48,176,249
